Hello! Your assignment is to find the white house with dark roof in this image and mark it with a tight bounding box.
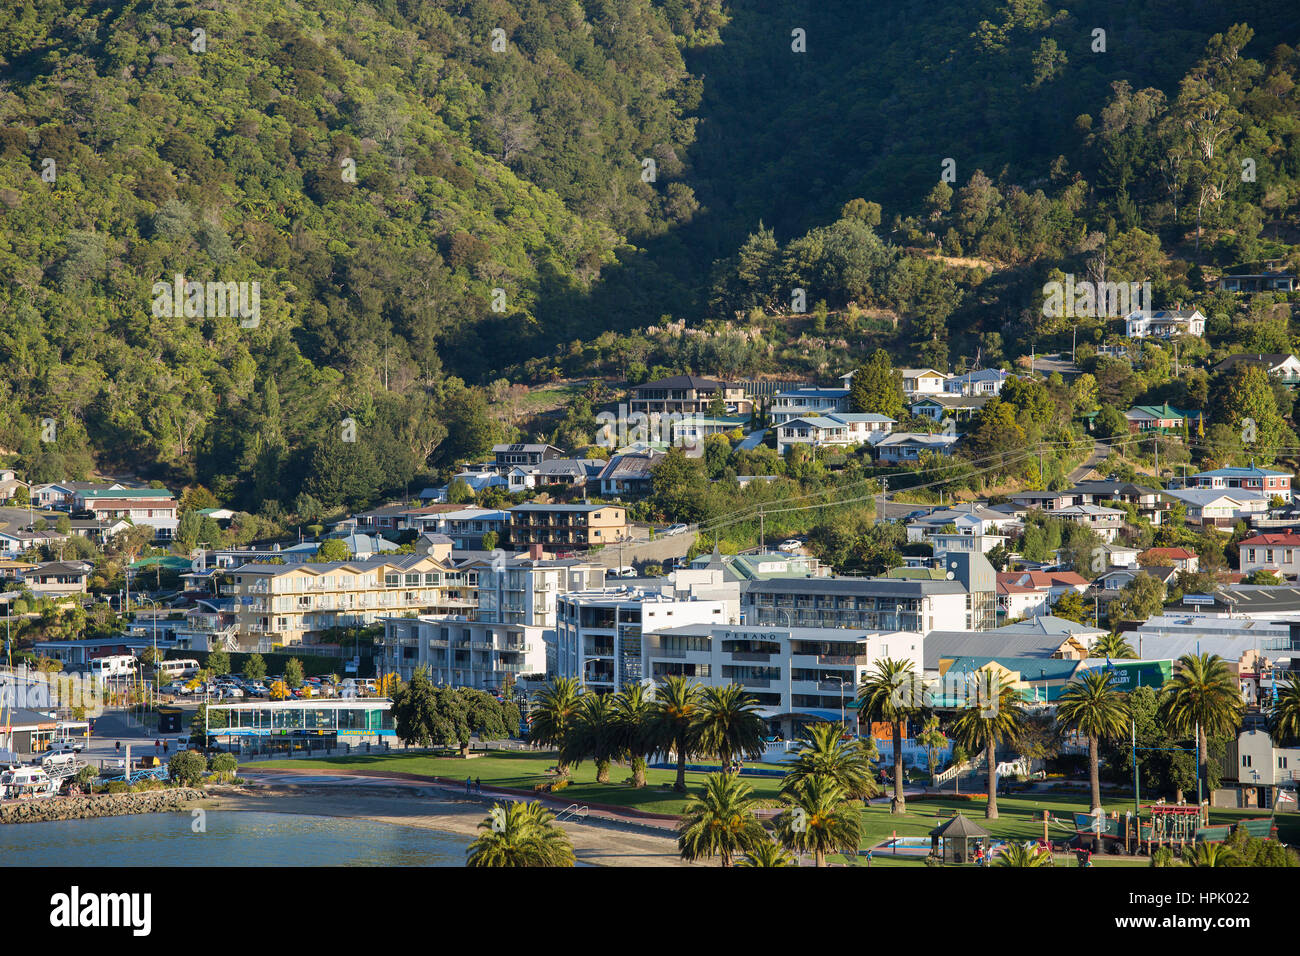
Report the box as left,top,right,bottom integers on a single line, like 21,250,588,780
1124,308,1206,339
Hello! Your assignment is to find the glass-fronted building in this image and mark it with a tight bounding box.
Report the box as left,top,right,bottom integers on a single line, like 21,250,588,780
204,699,395,745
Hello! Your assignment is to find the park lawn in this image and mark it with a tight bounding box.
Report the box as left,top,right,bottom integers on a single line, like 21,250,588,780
250,750,789,815
250,750,1300,845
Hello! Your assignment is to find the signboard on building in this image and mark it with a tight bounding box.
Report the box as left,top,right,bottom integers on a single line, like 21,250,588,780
1082,659,1172,689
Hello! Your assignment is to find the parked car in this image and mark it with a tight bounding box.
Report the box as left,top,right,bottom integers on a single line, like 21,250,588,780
48,736,85,753
160,682,189,696
664,523,689,536
778,538,802,553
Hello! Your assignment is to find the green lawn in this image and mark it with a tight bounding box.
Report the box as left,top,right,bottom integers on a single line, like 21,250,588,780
252,750,790,815
250,750,1300,863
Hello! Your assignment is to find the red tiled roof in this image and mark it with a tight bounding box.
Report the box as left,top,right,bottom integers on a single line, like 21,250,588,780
1141,547,1196,560
1238,533,1300,547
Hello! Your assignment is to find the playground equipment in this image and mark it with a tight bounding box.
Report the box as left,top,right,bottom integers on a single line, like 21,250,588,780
1068,803,1279,855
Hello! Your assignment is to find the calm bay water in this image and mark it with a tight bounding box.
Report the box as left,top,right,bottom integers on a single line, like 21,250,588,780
1,811,469,866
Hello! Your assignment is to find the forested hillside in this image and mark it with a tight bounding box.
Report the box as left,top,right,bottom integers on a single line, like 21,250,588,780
1,0,1298,515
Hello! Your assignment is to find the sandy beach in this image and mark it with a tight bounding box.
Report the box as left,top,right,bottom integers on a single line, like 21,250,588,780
200,782,698,867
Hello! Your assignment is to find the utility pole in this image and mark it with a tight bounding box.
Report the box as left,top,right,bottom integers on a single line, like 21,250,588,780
759,507,765,554
1132,718,1139,820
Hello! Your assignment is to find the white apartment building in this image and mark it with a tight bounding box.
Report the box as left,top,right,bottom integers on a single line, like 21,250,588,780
553,588,737,693
645,624,922,737
379,558,607,689
380,615,547,690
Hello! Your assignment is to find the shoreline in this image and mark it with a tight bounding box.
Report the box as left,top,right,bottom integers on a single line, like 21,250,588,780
200,782,697,867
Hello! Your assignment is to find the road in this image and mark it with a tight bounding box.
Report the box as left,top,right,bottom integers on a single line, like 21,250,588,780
1068,439,1110,483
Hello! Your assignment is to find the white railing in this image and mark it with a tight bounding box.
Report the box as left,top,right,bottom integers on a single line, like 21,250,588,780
555,804,588,822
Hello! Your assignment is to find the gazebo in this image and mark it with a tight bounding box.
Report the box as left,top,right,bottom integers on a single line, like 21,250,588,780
930,812,990,864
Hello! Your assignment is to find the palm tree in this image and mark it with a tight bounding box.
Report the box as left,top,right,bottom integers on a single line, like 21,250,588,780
562,691,618,783
776,776,862,867
1149,847,1181,868
737,837,797,867
646,675,703,792
995,841,1052,867
781,721,877,799
695,683,767,773
951,671,1025,819
466,801,575,867
917,715,947,787
612,682,654,787
857,657,921,814
1188,842,1241,868
1268,680,1300,745
1159,653,1243,796
1092,632,1138,659
677,772,767,867
528,677,584,776
1056,670,1130,811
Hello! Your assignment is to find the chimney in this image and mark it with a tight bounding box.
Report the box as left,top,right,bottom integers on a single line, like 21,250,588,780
529,543,543,560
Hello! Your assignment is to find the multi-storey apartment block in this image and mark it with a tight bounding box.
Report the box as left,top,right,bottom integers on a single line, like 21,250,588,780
226,555,477,650
508,503,628,551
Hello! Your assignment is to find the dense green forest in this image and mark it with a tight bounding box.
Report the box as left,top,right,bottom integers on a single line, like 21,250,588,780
1,0,1298,515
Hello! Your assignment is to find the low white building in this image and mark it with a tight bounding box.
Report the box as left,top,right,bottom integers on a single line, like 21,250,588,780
869,431,959,463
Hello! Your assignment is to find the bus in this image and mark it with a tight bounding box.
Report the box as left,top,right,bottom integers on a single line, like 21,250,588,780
155,658,200,681
89,655,138,678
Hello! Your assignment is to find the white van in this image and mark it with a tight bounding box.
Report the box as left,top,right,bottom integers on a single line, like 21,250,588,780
89,655,138,678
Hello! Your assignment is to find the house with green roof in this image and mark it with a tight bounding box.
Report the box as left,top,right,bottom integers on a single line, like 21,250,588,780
1124,404,1202,434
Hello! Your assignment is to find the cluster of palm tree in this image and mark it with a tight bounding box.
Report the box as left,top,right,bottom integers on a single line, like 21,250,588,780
466,800,575,867
677,720,873,867
527,675,768,791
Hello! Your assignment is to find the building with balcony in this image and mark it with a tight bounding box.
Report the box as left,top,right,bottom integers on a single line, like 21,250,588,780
553,588,736,693
629,375,749,417
1123,308,1206,339
774,413,894,455
769,387,851,425
1213,353,1300,385
225,555,477,650
508,503,628,551
1189,463,1292,497
379,615,547,691
74,488,178,539
644,623,922,737
742,576,975,634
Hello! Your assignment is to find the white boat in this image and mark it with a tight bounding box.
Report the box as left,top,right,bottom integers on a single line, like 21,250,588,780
0,766,59,799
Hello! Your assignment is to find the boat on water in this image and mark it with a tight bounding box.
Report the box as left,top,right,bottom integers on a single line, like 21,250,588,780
0,767,59,799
